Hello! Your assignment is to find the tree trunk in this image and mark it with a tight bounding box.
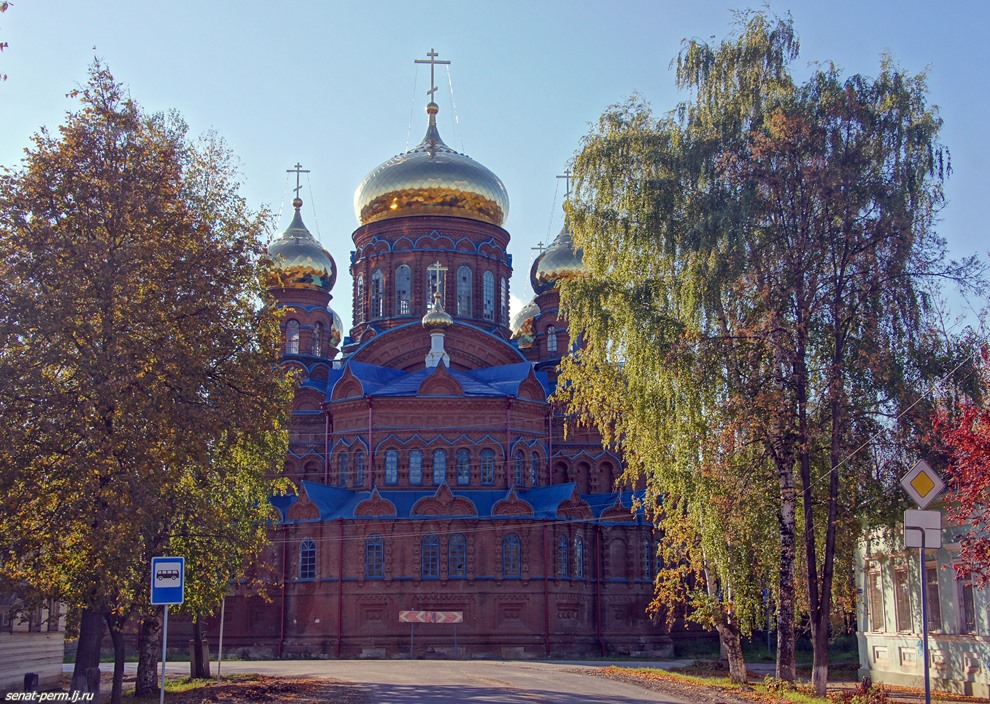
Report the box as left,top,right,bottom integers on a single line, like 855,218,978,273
135,612,162,697
716,616,747,684
71,608,105,693
106,613,126,704
192,618,209,678
775,455,797,683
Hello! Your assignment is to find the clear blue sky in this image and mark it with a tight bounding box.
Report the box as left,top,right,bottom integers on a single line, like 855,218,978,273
2,1,987,333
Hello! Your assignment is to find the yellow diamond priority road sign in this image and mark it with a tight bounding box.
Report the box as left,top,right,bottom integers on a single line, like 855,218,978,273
900,460,944,510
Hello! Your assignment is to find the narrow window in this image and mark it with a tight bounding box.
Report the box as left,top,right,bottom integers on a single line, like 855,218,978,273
354,451,366,486
338,452,349,487
384,449,399,485
365,534,384,578
642,540,652,581
457,265,472,316
574,536,585,579
432,449,447,485
894,567,912,632
514,451,524,487
285,320,300,355
503,533,521,578
409,450,423,485
370,269,384,318
356,274,365,322
456,449,471,485
449,534,467,578
556,535,569,578
546,325,557,353
421,534,440,578
480,449,495,485
926,563,942,631
483,271,495,321
299,538,316,580
395,264,412,315
530,452,540,487
959,576,977,634
500,276,508,323
867,562,884,632
312,322,323,356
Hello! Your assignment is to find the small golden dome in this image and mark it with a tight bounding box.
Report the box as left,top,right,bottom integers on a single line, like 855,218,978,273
532,223,583,290
265,202,336,292
510,298,540,349
354,103,509,227
327,307,343,348
422,291,454,330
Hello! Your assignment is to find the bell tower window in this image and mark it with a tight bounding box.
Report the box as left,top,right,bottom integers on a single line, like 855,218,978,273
457,266,473,316
312,322,323,356
395,265,412,315
285,320,300,355
370,269,384,319
483,271,495,321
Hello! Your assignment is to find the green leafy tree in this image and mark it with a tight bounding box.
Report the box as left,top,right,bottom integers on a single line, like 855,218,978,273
0,62,292,704
560,11,980,693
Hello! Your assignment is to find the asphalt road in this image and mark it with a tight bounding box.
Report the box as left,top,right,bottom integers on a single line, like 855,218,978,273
77,659,697,704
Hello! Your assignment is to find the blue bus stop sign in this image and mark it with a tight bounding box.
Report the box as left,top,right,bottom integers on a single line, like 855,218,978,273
151,556,185,606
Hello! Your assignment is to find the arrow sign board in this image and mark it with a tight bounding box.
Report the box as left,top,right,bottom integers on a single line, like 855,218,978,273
151,556,185,606
904,509,942,549
900,460,945,510
399,610,463,624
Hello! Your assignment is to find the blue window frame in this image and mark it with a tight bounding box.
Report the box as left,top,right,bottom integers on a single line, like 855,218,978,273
354,451,365,486
366,534,384,579
480,449,495,485
432,449,447,486
385,449,399,485
642,540,652,581
556,535,569,578
409,450,423,485
448,534,467,578
574,536,585,579
456,449,471,485
421,534,440,579
299,538,316,580
285,319,300,355
514,451,524,487
503,533,521,578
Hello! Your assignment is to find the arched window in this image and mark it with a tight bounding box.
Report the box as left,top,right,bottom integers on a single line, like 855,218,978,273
500,276,508,323
556,535,569,578
356,274,365,322
574,536,585,579
432,449,447,486
514,451,524,487
482,271,495,321
395,264,412,315
480,449,495,485
338,452,349,487
285,320,300,355
384,449,399,485
426,266,445,310
366,534,384,579
530,452,540,487
409,450,423,485
655,548,663,576
354,451,366,486
421,534,440,578
546,325,557,353
312,322,323,356
456,449,471,485
456,265,472,316
642,540,653,581
448,534,467,578
370,269,384,318
502,533,521,578
299,538,316,580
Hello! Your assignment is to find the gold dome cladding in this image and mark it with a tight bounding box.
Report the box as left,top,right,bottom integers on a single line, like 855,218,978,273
533,224,583,289
265,203,336,292
354,103,509,227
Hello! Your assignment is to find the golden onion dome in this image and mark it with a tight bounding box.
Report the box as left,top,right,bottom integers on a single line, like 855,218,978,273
532,223,584,290
422,291,454,330
354,102,509,227
327,307,343,348
510,297,540,349
265,199,337,292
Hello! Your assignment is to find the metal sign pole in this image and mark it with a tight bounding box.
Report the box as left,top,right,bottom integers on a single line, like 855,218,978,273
217,597,225,679
920,533,931,704
159,605,169,704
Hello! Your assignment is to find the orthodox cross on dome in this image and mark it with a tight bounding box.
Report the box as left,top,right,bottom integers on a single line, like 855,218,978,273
415,48,451,102
532,241,546,255
287,162,310,199
427,260,448,297
556,168,573,198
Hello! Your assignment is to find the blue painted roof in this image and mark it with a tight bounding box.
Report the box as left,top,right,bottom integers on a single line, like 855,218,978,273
329,360,547,400
278,481,645,524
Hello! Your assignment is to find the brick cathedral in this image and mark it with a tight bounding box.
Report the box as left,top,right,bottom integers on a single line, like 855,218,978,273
218,54,679,659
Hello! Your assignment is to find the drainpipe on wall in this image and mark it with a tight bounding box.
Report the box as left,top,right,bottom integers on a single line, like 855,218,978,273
366,396,374,490
596,523,606,656
543,522,551,657
322,402,332,485
505,397,513,488
546,404,553,484
278,523,287,658
336,517,344,658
